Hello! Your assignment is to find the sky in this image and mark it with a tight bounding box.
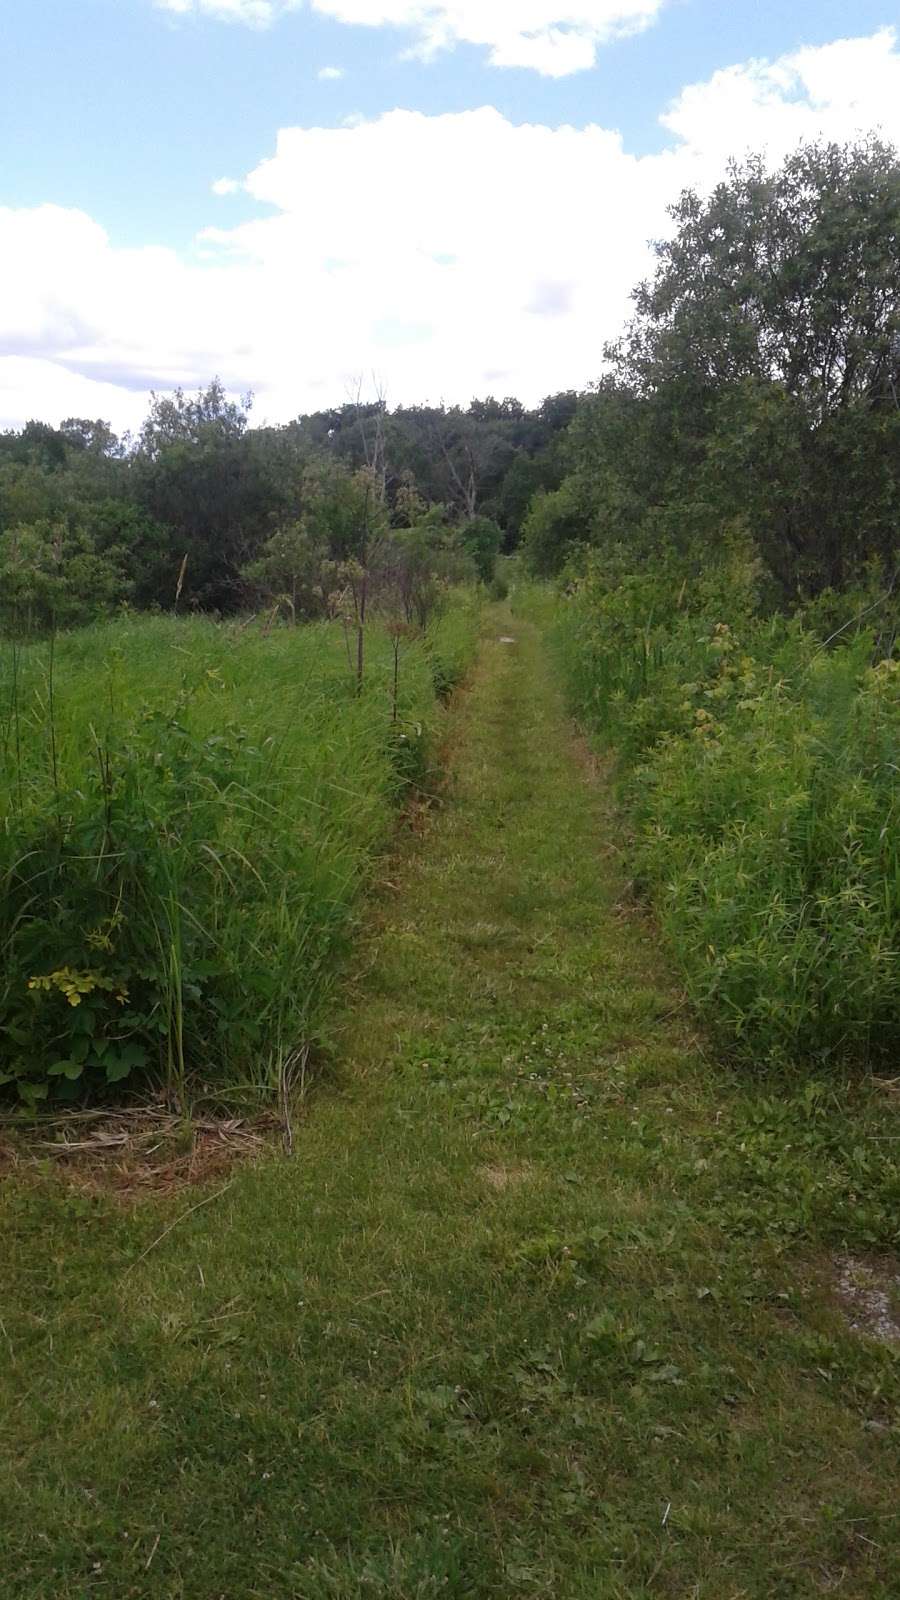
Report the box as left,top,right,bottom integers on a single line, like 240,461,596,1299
2,0,900,432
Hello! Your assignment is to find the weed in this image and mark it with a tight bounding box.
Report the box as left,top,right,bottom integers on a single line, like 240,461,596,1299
527,556,900,1068
0,601,478,1104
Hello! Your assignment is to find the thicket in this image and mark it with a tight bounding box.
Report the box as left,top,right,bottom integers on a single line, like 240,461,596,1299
0,600,477,1108
542,550,899,1067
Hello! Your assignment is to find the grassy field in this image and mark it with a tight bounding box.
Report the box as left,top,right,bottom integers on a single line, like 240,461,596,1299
0,604,476,1106
1,612,898,1597
532,558,900,1070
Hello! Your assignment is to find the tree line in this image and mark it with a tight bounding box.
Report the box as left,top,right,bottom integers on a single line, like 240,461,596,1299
3,135,899,634
0,386,575,633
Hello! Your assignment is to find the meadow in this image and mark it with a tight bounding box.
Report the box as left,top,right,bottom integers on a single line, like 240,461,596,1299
531,554,900,1070
3,616,899,1599
0,600,477,1109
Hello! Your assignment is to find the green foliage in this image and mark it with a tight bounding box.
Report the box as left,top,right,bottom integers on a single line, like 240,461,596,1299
544,552,900,1068
620,139,900,417
131,384,295,610
0,602,478,1105
536,139,900,599
5,618,899,1597
241,520,330,620
0,520,131,633
521,480,591,577
494,448,562,541
0,385,572,626
458,515,502,584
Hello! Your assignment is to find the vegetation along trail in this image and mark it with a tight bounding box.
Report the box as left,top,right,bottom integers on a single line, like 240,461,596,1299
3,613,899,1598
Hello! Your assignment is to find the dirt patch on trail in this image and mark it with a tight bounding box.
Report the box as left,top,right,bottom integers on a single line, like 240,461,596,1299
834,1255,900,1344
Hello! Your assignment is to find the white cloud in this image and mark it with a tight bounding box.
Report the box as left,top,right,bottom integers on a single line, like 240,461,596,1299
153,0,666,74
0,358,150,436
154,0,301,25
3,30,900,432
318,64,345,79
212,176,241,195
309,1,665,76
662,26,900,157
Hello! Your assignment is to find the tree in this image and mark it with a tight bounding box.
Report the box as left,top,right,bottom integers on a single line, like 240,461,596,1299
0,521,130,633
521,483,590,577
241,521,329,621
560,138,900,594
458,514,502,583
58,418,122,458
617,139,900,421
132,382,293,610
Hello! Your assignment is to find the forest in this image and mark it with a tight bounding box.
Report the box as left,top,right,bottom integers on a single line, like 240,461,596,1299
0,381,575,630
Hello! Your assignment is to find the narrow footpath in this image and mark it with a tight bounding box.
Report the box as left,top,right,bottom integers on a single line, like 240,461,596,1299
2,618,898,1599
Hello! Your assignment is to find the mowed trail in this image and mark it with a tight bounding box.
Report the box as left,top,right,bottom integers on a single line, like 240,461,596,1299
2,618,897,1599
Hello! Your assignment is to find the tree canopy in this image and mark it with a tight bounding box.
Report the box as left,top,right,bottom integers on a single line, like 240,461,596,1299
532,138,900,595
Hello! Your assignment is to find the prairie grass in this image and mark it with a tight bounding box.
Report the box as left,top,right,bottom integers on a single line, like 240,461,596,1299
0,601,478,1106
525,555,900,1069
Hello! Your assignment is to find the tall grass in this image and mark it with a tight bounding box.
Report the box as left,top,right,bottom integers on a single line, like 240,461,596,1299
527,554,900,1069
0,601,478,1107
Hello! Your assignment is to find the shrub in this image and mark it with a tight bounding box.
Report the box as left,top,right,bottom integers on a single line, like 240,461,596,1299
458,516,502,584
521,481,590,577
545,554,900,1068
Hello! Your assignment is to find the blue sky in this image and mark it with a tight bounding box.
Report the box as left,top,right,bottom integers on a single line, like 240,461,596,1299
2,1,900,427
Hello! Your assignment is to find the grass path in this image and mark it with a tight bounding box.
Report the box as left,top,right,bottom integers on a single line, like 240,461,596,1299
2,616,899,1598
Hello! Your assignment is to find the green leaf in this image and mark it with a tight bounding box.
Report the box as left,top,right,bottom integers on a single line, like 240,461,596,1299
105,1055,135,1083
118,1042,149,1069
18,1081,49,1104
1,1023,30,1045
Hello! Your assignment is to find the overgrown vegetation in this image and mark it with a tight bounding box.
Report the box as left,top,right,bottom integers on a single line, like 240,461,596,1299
3,133,898,1099
533,552,899,1067
0,601,477,1107
524,138,900,604
2,128,900,1592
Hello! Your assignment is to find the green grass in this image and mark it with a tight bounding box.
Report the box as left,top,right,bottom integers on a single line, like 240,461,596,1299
0,603,477,1105
1,613,899,1597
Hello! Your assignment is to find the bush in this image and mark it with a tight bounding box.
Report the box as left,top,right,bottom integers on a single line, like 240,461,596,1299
521,481,590,577
546,554,900,1068
458,516,502,584
0,602,478,1107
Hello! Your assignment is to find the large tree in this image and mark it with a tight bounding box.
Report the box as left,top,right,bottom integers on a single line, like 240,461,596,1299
554,139,900,594
617,138,900,420
132,382,295,610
